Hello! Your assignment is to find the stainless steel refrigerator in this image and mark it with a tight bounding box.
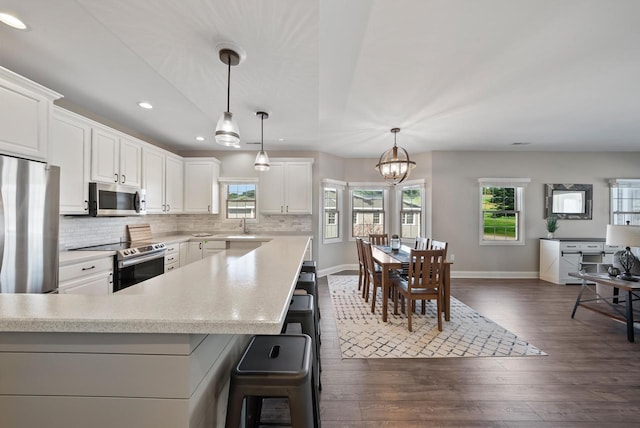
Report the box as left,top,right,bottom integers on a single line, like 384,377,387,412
0,154,59,293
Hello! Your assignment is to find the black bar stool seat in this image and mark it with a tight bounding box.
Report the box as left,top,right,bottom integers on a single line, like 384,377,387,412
225,334,320,428
283,295,321,390
301,260,317,274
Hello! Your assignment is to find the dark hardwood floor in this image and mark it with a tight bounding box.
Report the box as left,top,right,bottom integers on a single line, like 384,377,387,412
313,273,640,427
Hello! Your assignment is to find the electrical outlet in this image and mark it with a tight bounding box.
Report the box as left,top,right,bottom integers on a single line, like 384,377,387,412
449,254,455,262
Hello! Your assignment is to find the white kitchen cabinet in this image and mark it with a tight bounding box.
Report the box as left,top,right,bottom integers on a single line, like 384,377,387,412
179,242,189,266
0,66,61,161
91,126,142,187
164,243,181,272
539,239,622,284
49,107,91,214
59,256,113,295
259,158,313,214
185,240,227,265
142,146,183,214
183,157,220,214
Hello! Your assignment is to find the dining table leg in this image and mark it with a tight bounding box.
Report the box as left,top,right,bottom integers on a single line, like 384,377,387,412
382,266,390,322
443,263,450,321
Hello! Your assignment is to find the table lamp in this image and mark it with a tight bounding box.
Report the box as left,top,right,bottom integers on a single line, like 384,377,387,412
605,224,640,281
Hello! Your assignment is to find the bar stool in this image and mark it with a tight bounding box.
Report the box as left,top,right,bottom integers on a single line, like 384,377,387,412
225,334,320,428
282,295,321,390
297,272,320,319
300,260,317,274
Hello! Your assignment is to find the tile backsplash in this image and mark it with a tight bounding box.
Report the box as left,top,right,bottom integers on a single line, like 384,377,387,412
59,214,312,249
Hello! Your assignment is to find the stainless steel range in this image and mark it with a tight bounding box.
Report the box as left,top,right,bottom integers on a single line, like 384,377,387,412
74,241,166,292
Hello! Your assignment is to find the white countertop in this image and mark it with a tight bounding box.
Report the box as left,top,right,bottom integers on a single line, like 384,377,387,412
1,236,311,335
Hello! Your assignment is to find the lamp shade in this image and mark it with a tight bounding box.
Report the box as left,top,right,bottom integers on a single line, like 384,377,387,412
605,224,640,247
254,150,270,171
215,111,240,147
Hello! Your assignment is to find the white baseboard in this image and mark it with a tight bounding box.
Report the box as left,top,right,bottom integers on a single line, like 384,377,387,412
451,271,539,279
319,265,538,280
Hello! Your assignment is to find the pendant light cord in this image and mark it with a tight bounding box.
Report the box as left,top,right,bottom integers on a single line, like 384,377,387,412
260,114,264,150
226,54,231,113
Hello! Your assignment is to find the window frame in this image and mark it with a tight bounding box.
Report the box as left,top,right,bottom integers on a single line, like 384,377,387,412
395,180,426,243
219,177,259,224
609,178,640,225
348,182,389,240
321,179,345,244
478,178,530,246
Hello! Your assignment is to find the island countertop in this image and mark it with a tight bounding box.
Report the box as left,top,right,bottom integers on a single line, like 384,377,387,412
0,236,311,335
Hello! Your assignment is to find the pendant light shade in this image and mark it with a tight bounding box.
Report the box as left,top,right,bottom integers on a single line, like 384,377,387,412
254,111,270,171
376,128,416,185
215,48,241,147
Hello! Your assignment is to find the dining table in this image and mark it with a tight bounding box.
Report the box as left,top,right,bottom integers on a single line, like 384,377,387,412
371,245,452,323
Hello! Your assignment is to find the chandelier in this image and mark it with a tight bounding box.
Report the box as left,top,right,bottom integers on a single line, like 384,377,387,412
376,128,416,185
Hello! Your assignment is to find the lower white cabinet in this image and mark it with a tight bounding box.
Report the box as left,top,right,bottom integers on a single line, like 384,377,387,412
164,242,181,272
59,256,113,295
185,240,227,265
539,239,621,284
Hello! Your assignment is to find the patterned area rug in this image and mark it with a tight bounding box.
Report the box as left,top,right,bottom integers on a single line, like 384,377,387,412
327,275,546,358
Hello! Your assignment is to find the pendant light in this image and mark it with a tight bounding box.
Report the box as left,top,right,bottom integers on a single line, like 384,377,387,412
254,111,270,171
375,128,416,185
215,48,241,147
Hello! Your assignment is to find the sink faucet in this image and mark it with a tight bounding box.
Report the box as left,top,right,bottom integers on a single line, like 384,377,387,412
240,218,249,234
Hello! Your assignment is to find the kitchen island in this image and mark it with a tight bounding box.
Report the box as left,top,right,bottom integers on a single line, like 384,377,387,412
0,236,311,428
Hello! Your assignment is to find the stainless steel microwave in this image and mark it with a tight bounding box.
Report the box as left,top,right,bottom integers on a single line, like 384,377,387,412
88,182,146,216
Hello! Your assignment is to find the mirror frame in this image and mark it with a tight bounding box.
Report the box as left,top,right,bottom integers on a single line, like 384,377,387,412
544,183,593,220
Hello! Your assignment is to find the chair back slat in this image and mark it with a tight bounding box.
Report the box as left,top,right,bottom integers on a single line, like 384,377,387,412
368,233,389,246
414,236,429,250
429,240,448,258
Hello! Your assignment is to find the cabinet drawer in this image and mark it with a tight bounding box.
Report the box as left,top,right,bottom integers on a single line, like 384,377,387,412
165,243,180,255
59,271,112,295
165,261,179,272
559,242,603,252
203,240,227,250
604,244,622,252
59,257,113,282
164,253,179,265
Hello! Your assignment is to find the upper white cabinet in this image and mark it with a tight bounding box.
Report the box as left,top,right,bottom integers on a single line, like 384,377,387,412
142,146,183,214
260,158,313,214
49,107,91,214
91,126,142,187
184,157,220,214
0,67,62,161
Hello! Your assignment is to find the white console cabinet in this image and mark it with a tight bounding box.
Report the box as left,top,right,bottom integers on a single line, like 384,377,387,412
539,239,621,284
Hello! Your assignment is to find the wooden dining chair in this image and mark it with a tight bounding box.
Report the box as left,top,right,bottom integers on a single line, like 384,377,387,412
355,238,367,293
362,240,388,313
368,233,389,246
392,249,445,332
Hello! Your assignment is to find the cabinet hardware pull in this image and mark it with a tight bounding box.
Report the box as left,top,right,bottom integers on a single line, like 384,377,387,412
121,174,126,184
286,205,288,212
167,204,170,212
82,265,96,271
199,243,202,250
162,204,166,212
84,200,88,211
114,173,119,183
208,205,211,212
108,272,113,284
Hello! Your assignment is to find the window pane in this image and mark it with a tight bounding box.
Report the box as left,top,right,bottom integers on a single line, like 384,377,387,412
400,187,422,239
324,188,337,209
352,190,383,211
324,210,339,239
227,184,256,219
611,183,640,225
482,186,519,241
351,189,385,237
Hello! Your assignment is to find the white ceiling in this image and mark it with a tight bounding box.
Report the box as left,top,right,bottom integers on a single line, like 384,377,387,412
1,0,639,157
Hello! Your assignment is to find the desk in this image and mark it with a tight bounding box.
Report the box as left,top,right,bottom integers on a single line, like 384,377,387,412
371,245,451,323
569,272,640,342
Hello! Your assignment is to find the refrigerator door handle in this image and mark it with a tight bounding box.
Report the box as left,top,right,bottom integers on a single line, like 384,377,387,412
0,184,4,273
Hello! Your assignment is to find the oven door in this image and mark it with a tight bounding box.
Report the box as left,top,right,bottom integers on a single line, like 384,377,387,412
114,252,165,292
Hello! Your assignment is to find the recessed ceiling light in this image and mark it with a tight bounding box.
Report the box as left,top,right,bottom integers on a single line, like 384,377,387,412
0,13,28,30
278,138,285,142
137,101,153,109
195,136,205,142
512,142,531,146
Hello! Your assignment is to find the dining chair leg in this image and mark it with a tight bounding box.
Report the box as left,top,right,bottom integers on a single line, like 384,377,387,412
357,268,363,291
436,295,442,331
421,299,426,315
370,284,377,313
407,301,413,332
362,275,369,301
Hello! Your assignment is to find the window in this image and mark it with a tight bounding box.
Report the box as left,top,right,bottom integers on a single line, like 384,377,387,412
399,185,423,239
351,188,385,238
323,187,339,240
225,182,256,219
478,178,529,245
321,179,346,243
610,179,640,225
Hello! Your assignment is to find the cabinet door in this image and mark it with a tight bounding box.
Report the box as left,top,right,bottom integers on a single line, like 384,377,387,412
0,71,57,161
165,155,184,213
59,271,113,295
559,253,581,283
50,109,91,214
91,127,119,183
142,147,166,214
184,161,213,213
260,162,286,214
119,138,142,187
284,162,312,214
186,241,204,264
179,242,189,267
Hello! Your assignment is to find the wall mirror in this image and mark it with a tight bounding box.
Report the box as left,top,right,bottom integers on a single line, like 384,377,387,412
544,184,593,219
